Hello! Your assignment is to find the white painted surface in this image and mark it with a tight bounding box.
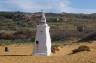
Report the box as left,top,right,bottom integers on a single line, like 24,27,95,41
32,11,51,56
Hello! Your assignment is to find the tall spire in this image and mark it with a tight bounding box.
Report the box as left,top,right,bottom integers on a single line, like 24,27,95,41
41,10,46,23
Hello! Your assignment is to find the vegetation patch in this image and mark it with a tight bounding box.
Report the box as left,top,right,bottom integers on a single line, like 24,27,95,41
71,45,90,54
78,32,96,42
51,44,63,53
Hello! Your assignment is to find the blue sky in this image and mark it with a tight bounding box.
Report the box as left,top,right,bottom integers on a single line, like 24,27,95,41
71,0,96,9
0,0,96,13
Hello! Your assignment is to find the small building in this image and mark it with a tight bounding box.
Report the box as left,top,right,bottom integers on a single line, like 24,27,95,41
32,11,51,56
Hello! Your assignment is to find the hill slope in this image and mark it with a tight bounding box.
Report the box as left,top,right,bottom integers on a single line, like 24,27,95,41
0,11,96,42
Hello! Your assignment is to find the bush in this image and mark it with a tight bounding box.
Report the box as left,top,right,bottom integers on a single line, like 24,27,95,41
51,45,63,53
72,45,90,54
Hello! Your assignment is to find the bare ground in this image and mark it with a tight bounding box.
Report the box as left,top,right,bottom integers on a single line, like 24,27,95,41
0,42,96,63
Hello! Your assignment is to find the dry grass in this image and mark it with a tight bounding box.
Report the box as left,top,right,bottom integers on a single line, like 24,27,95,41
0,42,96,63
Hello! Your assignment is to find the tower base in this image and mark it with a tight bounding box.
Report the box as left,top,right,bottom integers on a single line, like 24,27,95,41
32,50,51,56
32,53,51,56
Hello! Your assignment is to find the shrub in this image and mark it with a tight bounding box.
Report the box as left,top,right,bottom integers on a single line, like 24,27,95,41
72,45,90,54
51,45,62,53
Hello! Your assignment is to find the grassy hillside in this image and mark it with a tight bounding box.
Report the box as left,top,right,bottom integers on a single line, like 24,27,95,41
0,11,96,44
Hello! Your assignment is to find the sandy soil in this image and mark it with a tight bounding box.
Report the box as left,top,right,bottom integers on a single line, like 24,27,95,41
0,42,96,63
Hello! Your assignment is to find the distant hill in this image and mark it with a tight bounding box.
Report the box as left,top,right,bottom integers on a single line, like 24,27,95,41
0,11,96,31
0,11,96,42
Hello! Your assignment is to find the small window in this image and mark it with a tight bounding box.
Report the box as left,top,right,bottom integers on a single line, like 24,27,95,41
36,41,39,45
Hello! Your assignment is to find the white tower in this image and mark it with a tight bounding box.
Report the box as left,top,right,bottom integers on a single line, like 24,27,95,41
32,11,51,56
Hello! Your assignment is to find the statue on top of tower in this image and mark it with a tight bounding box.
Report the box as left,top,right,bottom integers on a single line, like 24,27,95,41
41,10,46,23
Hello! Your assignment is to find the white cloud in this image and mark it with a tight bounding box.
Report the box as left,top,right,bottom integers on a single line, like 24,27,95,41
0,0,96,13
